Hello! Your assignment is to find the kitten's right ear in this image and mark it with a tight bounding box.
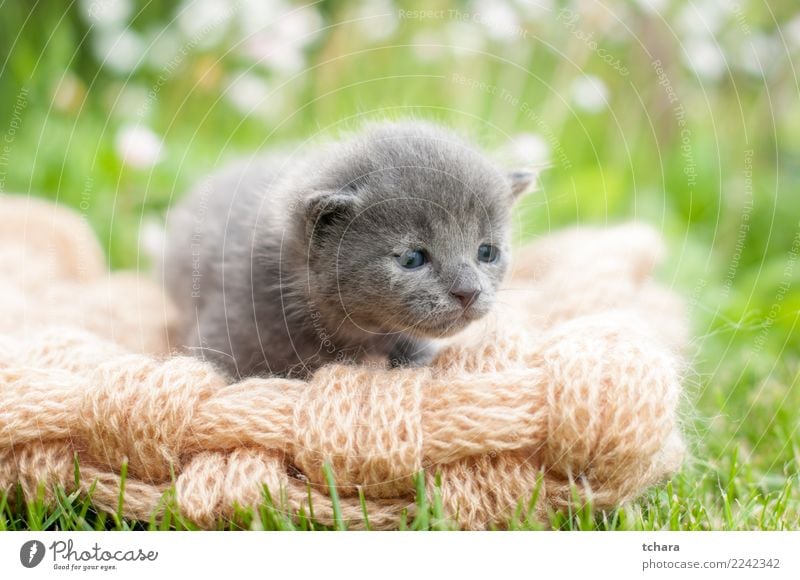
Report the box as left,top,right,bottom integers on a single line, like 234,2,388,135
507,169,537,199
304,191,359,241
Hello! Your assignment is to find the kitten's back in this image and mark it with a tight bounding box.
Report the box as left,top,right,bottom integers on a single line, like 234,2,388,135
162,155,288,350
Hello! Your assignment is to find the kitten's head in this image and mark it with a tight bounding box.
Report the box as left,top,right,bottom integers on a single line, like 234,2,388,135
297,121,534,338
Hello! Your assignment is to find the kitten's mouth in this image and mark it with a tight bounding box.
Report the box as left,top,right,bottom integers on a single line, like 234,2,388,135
409,306,487,337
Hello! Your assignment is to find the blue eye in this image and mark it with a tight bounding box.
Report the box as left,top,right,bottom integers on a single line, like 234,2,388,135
478,244,499,263
396,249,427,269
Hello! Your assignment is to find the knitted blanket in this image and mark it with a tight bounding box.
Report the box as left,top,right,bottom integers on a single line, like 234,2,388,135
0,195,687,529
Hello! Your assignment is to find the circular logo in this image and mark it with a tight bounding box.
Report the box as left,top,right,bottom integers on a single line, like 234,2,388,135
19,540,46,568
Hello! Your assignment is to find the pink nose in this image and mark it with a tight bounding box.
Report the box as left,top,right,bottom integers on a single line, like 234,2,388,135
450,287,481,309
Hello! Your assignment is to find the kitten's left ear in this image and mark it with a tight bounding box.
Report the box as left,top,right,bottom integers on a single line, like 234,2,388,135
304,190,360,241
507,169,537,199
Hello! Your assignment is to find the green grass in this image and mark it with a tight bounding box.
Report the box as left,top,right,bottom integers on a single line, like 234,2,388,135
1,0,799,530
3,462,798,531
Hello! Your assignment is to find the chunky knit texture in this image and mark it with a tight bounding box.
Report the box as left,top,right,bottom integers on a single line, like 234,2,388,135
0,195,687,529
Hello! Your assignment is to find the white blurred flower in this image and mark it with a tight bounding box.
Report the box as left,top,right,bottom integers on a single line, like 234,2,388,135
115,125,163,169
139,217,166,263
243,39,306,75
236,0,287,36
275,5,324,43
471,0,521,42
500,133,551,168
682,38,727,81
570,75,609,113
676,0,731,39
785,15,800,50
737,34,782,78
176,0,233,49
225,71,287,121
353,0,398,42
225,72,269,113
447,21,487,56
93,28,146,73
241,5,323,75
80,0,132,28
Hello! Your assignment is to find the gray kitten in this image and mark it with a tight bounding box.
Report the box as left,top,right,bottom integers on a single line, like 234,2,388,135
163,121,533,379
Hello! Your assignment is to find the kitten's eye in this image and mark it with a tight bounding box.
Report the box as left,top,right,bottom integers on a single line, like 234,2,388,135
478,244,499,263
396,249,427,269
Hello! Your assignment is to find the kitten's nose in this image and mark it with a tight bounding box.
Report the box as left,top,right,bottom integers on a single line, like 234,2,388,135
449,271,482,308
451,287,481,309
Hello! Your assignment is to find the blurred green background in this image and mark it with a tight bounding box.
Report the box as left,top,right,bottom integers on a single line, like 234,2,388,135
0,0,798,528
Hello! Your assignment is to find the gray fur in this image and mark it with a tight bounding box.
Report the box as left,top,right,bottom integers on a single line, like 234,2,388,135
163,121,532,379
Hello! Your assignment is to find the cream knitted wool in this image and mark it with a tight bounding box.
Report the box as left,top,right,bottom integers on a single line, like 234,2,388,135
0,195,687,529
